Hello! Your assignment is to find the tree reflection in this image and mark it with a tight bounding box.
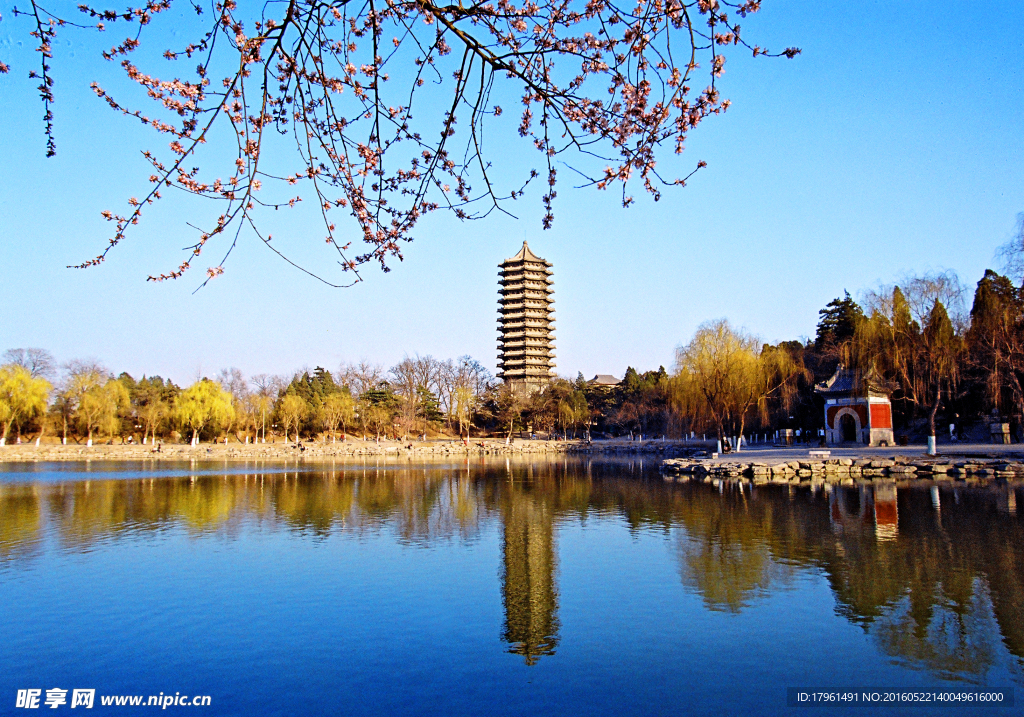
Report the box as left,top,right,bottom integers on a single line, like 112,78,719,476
677,536,778,613
0,485,42,564
872,585,1001,681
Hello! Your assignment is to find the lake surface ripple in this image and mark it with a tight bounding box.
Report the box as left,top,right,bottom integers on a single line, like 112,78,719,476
2,458,1022,715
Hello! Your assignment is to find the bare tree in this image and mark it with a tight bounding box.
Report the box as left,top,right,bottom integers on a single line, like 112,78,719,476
10,1,798,285
897,271,967,334
436,358,458,425
996,212,1024,286
3,348,57,380
389,356,421,437
438,355,491,429
339,361,385,397
214,367,250,441
494,382,528,443
412,355,441,397
250,373,286,441
216,367,250,400
251,373,287,397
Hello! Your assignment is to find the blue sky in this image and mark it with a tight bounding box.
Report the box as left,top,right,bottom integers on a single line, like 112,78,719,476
1,1,1022,385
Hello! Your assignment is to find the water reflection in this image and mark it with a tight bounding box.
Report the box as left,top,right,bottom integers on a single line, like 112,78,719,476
872,582,1002,682
498,479,559,665
2,459,1024,681
675,483,792,613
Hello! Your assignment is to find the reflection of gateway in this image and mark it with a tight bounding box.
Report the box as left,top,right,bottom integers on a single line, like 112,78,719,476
873,483,898,542
827,485,901,540
829,486,871,535
997,486,1018,516
501,489,559,665
828,485,898,541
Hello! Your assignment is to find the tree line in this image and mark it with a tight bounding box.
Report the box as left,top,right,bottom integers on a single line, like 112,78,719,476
669,259,1024,446
5,238,1024,446
0,353,495,446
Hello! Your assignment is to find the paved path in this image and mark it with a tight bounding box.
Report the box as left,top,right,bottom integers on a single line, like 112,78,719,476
707,442,1024,463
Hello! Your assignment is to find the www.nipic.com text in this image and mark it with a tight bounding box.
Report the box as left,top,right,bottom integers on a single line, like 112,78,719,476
15,689,211,709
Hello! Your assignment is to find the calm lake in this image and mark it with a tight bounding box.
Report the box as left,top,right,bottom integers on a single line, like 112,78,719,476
1,457,1022,716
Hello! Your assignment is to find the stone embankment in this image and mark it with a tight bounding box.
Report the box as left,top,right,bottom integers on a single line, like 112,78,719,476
661,455,1024,486
0,439,712,463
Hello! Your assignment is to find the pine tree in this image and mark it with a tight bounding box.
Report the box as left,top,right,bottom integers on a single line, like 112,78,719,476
815,291,865,351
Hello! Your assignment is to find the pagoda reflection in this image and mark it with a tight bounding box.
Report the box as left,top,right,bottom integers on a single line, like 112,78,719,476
498,466,560,665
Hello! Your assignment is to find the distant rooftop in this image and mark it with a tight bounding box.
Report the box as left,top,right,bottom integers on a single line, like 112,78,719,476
589,374,621,387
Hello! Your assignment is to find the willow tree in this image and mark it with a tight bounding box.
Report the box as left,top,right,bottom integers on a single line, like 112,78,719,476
673,319,804,450
8,1,798,285
362,403,394,442
452,386,476,441
856,286,915,377
558,390,590,440
0,402,10,446
50,363,104,445
76,378,131,445
995,212,1024,286
137,397,167,445
920,299,962,453
494,383,528,443
0,365,52,445
858,272,965,450
248,392,274,443
277,394,309,443
175,379,235,445
321,391,356,442
855,285,919,427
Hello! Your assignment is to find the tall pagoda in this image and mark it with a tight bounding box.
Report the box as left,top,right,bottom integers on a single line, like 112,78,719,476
497,242,555,390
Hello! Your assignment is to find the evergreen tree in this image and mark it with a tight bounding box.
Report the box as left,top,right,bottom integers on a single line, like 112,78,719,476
283,367,342,433
815,291,865,351
416,386,443,426
967,270,1024,418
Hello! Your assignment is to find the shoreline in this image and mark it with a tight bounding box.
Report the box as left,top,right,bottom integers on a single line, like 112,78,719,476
4,439,1023,472
662,451,1024,488
0,438,709,464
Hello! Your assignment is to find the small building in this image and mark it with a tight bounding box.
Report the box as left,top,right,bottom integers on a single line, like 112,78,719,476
588,374,620,388
815,366,895,447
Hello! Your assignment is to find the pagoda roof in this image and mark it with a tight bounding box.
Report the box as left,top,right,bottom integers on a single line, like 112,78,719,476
499,241,552,268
